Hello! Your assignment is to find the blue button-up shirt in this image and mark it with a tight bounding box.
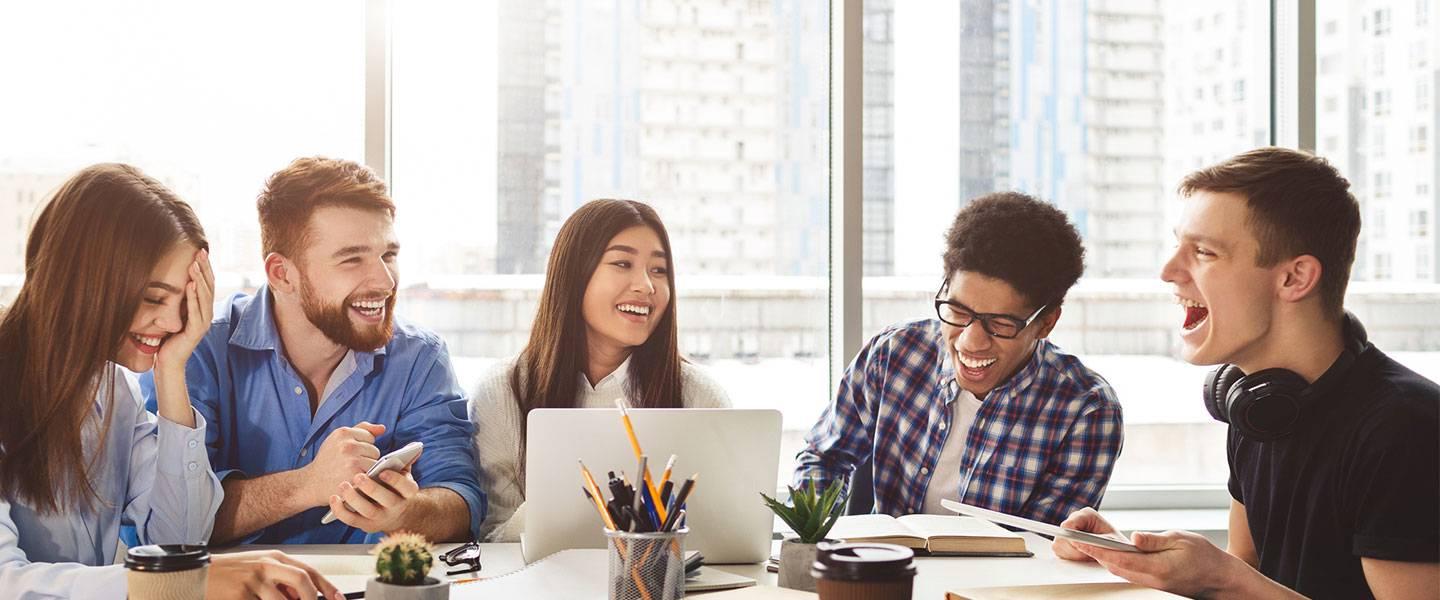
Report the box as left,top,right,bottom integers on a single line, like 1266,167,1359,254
141,287,484,544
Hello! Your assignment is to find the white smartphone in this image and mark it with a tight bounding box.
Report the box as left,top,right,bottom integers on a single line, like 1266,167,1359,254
940,498,1141,552
320,441,424,525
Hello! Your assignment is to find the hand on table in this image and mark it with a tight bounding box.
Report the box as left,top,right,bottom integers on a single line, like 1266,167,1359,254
207,550,343,600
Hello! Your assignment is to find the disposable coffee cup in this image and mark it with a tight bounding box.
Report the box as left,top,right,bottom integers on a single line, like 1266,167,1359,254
125,544,210,600
811,542,916,600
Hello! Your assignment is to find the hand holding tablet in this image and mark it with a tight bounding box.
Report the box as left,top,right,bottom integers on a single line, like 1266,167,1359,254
940,498,1141,552
320,441,424,525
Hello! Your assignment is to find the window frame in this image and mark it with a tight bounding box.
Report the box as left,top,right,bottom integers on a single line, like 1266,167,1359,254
357,0,1323,510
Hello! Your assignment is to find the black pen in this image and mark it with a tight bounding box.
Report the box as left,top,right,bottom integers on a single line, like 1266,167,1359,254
666,509,686,533
623,505,642,532
660,473,698,531
660,480,673,506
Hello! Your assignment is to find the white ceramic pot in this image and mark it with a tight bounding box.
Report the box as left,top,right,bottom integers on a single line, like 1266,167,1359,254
365,577,450,600
777,538,828,592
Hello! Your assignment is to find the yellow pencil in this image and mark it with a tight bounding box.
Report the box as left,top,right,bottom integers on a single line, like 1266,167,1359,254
660,454,676,487
578,460,617,530
614,399,668,524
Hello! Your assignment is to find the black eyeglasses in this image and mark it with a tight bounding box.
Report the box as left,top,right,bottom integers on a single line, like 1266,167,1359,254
934,280,1048,340
440,541,482,575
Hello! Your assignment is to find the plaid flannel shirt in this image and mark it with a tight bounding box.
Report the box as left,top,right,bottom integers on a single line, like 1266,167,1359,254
795,319,1123,524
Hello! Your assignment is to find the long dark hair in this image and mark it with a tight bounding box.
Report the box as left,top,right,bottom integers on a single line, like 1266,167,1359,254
0,163,207,513
513,199,684,474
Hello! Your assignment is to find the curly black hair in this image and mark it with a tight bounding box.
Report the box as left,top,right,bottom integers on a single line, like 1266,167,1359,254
942,191,1085,309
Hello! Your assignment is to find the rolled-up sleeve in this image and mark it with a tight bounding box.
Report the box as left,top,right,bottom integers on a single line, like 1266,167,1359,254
393,341,485,541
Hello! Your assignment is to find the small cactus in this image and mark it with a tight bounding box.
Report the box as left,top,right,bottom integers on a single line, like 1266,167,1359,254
374,532,435,586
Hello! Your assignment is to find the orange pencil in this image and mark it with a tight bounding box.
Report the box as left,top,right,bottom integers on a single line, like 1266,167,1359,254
659,454,676,487
614,399,668,524
578,460,617,530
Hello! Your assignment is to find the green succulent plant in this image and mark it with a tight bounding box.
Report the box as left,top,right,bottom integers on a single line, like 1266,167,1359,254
373,532,435,586
760,478,845,544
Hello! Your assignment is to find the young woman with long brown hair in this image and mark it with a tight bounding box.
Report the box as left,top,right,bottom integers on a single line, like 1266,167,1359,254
0,164,342,599
471,199,730,542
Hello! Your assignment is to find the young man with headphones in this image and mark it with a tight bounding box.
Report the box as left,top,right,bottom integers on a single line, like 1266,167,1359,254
1053,147,1438,598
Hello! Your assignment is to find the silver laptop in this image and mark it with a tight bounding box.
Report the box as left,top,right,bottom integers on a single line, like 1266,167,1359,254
521,408,782,564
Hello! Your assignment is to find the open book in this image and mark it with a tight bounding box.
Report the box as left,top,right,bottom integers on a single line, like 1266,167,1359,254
828,514,1031,556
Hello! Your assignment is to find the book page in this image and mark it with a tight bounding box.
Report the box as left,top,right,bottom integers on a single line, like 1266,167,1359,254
827,514,925,545
897,514,1020,540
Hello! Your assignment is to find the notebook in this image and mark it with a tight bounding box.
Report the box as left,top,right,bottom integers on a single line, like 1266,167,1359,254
688,586,818,599
449,549,754,598
948,582,1184,599
828,514,1031,556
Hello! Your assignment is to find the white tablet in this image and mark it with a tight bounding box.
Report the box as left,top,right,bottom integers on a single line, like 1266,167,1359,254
940,499,1140,552
320,441,424,525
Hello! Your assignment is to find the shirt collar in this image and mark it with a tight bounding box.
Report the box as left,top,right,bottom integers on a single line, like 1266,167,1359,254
229,285,388,367
230,285,280,351
933,327,1050,400
580,356,632,394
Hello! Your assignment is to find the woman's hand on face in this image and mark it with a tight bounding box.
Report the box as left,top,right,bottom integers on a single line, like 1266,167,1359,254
156,248,214,370
206,550,344,600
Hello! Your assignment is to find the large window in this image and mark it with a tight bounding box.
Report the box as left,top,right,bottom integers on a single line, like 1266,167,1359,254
860,1,1272,491
0,1,365,284
388,1,832,489
1317,0,1438,285
1,0,1437,504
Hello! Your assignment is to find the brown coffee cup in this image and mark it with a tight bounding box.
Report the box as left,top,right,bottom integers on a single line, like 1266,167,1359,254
811,542,916,600
124,544,210,600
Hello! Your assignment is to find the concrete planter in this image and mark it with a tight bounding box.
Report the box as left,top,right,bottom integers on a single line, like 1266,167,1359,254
365,577,449,600
777,538,831,592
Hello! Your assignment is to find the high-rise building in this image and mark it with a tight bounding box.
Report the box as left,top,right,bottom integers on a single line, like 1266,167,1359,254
1160,1,1270,235
0,171,64,275
1077,1,1166,278
1004,0,1166,278
958,0,1010,205
0,164,216,277
863,0,895,276
1317,0,1438,282
496,0,559,275
773,0,830,277
535,0,827,276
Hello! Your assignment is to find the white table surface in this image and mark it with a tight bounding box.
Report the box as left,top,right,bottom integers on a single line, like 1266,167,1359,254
230,533,1126,598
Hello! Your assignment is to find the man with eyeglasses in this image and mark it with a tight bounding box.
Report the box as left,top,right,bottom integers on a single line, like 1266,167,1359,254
795,192,1123,523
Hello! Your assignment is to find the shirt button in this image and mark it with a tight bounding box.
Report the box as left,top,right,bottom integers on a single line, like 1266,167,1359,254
300,448,309,458
921,467,930,475
188,440,198,449
938,421,947,430
187,462,198,472
293,386,304,395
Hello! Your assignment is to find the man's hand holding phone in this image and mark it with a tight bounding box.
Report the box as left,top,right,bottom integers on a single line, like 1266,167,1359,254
322,440,425,533
299,422,387,509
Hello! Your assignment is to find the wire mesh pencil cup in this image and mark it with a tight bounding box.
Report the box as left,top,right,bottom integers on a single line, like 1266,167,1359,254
605,527,688,600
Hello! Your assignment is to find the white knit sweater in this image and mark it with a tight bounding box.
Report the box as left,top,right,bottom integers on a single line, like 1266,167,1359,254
470,356,732,542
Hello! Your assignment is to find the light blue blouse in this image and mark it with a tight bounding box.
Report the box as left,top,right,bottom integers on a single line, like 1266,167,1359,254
0,365,221,599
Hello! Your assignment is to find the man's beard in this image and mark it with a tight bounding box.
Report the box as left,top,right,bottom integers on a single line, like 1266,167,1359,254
299,273,395,352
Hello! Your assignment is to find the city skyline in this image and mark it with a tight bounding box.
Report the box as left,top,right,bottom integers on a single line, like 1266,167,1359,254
2,0,1436,285
1,0,1437,492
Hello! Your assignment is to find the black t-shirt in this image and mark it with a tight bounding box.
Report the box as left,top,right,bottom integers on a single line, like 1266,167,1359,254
1229,343,1439,599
